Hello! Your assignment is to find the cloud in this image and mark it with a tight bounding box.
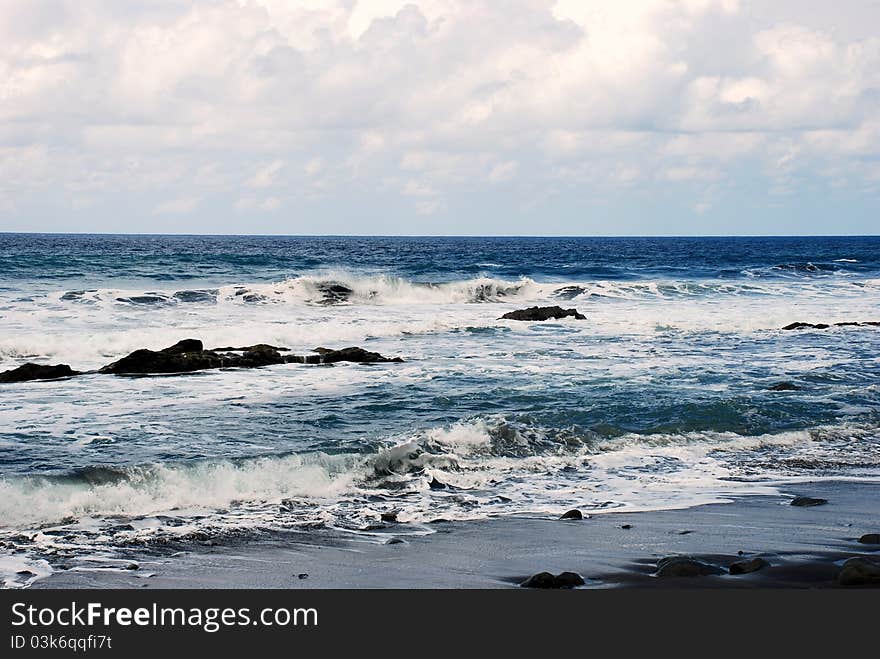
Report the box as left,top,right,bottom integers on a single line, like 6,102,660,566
154,197,200,214
0,0,878,233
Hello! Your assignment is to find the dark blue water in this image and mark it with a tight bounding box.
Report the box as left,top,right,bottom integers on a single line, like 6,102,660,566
1,234,879,585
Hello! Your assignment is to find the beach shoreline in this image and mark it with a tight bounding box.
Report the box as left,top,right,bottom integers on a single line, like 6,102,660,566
29,479,880,589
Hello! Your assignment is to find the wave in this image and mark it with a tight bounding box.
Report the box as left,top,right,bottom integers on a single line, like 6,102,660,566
3,417,877,536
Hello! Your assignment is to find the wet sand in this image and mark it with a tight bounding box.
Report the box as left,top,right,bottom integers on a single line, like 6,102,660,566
33,480,880,589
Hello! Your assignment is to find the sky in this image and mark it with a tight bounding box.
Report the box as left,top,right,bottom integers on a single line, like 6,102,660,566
1,0,879,236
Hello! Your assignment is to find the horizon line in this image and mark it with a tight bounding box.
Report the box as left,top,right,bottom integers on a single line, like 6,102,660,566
2,231,879,239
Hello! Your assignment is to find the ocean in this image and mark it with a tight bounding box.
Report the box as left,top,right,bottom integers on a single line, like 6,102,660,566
1,234,879,587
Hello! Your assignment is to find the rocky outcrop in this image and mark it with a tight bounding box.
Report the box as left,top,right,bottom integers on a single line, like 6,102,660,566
0,363,80,383
500,306,586,322
655,556,725,578
858,533,880,545
100,340,402,375
520,571,585,589
782,321,880,330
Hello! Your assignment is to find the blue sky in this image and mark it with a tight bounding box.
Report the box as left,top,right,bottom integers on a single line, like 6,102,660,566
1,1,879,235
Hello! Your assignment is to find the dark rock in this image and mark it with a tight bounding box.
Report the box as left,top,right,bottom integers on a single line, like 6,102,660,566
781,322,829,330
0,363,80,383
124,563,139,571
520,571,585,589
552,286,587,300
729,557,770,575
655,556,725,578
297,573,309,580
782,321,880,331
16,570,35,576
162,339,204,354
211,344,290,352
620,524,632,530
790,496,827,507
236,345,286,368
769,382,800,391
380,511,398,523
428,477,447,490
500,306,586,322
560,509,583,520
858,533,880,545
838,557,880,586
315,282,355,304
288,347,403,364
100,344,228,375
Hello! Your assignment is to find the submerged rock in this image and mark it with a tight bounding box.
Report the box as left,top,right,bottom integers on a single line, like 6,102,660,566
560,509,584,520
838,557,880,586
729,557,770,575
790,496,828,507
768,382,800,391
315,282,355,304
500,306,586,322
0,363,80,383
857,533,880,545
520,571,585,589
655,556,725,578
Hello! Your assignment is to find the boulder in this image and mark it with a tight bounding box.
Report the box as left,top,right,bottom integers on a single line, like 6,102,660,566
560,509,584,520
790,496,827,507
655,556,725,578
729,557,770,575
782,321,880,331
500,306,586,322
520,571,585,589
838,557,880,586
0,363,80,383
857,533,880,545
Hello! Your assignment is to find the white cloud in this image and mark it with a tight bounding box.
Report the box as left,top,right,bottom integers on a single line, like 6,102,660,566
0,1,878,232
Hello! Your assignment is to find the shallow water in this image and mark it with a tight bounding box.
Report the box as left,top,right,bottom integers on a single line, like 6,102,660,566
1,234,879,586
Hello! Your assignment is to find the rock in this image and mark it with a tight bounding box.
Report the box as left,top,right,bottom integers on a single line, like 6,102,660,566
782,321,880,331
124,563,140,571
858,533,880,545
297,573,309,580
838,557,880,586
620,524,632,530
100,339,402,375
781,322,829,330
380,511,398,523
769,382,800,391
289,347,403,364
520,571,585,589
0,363,80,383
99,344,228,375
560,509,583,520
428,477,447,490
729,557,770,575
500,306,586,322
161,338,204,354
315,282,354,304
790,496,827,507
655,556,725,578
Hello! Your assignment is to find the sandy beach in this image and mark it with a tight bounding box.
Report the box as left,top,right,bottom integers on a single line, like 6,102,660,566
30,480,879,589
